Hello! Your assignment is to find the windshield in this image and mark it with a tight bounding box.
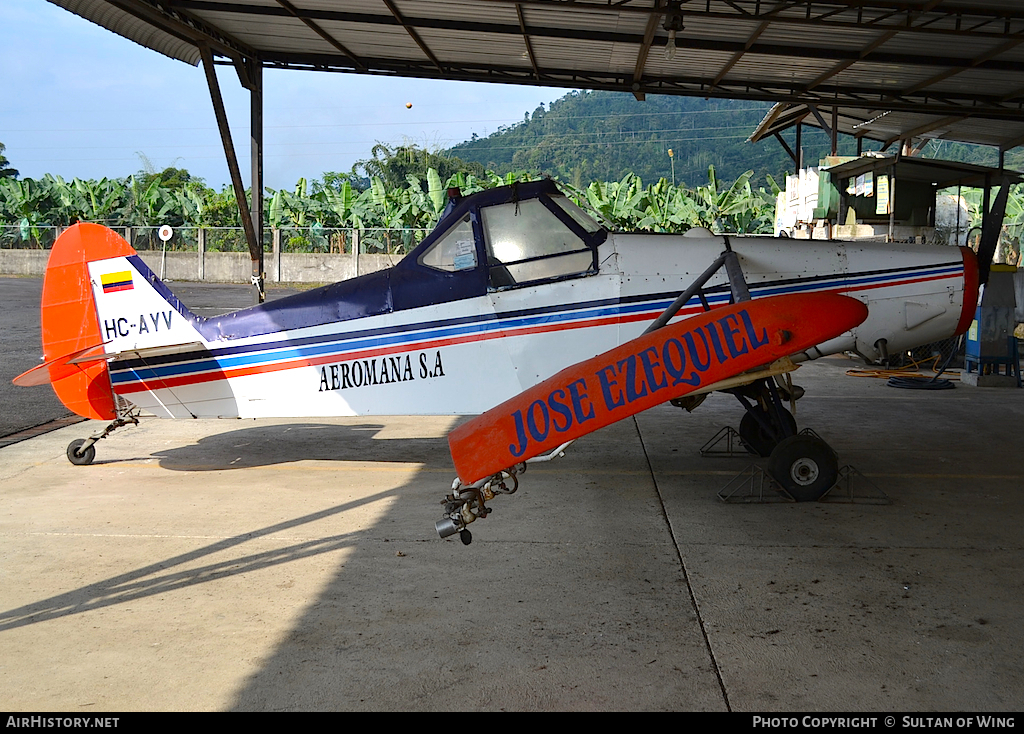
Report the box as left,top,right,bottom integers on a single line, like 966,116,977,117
548,194,603,233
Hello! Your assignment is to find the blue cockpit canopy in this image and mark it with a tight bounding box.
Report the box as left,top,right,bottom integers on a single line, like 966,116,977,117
198,179,608,340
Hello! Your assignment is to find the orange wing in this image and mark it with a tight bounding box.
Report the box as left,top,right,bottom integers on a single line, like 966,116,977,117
448,292,869,484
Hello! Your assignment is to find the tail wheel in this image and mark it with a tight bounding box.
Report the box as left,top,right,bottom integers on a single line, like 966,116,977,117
738,406,797,457
767,435,838,502
66,439,96,466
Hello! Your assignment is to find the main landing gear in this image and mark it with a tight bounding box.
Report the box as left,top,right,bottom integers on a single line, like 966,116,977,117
730,377,838,502
65,410,140,466
738,404,797,458
766,433,838,502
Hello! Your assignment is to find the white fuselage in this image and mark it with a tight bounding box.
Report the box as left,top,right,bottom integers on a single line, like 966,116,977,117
95,234,972,420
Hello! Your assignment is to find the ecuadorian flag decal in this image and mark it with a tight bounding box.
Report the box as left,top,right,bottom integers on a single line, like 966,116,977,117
101,270,133,294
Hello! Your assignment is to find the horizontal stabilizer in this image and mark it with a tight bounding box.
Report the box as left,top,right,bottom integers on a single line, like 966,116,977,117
448,292,869,485
69,341,206,365
12,343,105,387
14,339,210,387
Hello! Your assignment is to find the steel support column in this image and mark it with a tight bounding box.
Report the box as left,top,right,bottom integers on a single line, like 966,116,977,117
795,122,803,171
831,106,838,155
250,60,265,301
199,44,264,303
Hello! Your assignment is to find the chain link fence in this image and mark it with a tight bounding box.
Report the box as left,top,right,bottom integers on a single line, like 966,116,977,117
129,227,202,252
0,225,430,255
0,225,61,249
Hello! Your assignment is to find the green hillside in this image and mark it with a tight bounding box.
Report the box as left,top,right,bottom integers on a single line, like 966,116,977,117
448,90,847,188
449,89,1023,188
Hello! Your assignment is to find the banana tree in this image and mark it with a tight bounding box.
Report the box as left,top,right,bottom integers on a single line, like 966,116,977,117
72,176,125,224
123,175,178,226
685,165,770,233
0,178,53,246
579,173,646,229
402,169,448,228
317,180,368,252
319,179,365,229
994,183,1024,264
634,178,693,232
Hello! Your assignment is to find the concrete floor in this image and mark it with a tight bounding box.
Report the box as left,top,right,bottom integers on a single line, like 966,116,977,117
1,277,75,436
2,355,1023,711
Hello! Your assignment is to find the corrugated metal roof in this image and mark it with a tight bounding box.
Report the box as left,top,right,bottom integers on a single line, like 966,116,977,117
749,103,1024,153
45,0,1024,149
52,0,203,65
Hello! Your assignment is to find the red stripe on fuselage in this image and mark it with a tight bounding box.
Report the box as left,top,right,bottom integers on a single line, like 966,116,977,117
112,269,964,396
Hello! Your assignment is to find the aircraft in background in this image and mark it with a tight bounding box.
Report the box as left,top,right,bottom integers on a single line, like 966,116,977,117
15,180,980,542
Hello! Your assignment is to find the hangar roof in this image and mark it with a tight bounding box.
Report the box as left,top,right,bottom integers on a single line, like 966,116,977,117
49,0,1024,141
748,102,1024,153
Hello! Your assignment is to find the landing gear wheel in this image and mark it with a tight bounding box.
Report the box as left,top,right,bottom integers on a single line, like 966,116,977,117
739,406,797,457
460,529,473,546
66,439,95,466
767,435,838,502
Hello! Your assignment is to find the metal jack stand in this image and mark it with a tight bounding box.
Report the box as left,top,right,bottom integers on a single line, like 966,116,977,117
717,464,792,503
717,459,888,504
699,426,753,457
818,465,889,504
701,423,820,460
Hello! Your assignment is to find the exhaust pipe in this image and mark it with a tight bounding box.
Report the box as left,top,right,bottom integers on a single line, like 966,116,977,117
874,338,889,365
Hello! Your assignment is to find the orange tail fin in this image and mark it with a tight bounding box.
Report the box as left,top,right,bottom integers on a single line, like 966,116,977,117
39,224,135,419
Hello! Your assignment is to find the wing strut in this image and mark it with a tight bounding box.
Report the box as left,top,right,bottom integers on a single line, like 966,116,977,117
643,238,750,337
646,241,795,451
439,240,870,543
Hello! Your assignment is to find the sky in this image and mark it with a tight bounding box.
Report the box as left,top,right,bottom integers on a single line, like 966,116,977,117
0,0,562,190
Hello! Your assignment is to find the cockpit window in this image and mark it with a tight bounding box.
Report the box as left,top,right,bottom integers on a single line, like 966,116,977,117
482,199,582,262
480,199,595,288
548,194,603,233
419,216,477,272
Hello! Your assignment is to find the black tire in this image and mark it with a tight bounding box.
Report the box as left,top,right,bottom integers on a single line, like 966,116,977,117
738,406,797,457
67,439,95,466
767,435,838,502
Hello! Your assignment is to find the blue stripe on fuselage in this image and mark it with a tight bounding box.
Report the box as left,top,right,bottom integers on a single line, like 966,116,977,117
108,261,963,386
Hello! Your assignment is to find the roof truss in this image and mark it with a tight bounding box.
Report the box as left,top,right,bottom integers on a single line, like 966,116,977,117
51,0,1024,139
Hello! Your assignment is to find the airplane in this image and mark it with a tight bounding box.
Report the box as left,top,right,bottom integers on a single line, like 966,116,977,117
14,179,984,544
